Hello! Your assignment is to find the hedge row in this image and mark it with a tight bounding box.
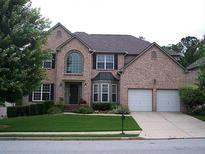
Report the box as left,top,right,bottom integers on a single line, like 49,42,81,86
7,101,54,118
92,102,117,111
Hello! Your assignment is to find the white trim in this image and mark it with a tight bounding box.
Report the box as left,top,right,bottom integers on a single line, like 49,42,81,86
96,54,114,70
111,84,117,102
101,83,109,102
92,83,99,102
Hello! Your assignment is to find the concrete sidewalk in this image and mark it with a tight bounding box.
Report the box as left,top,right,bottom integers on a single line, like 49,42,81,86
131,112,205,139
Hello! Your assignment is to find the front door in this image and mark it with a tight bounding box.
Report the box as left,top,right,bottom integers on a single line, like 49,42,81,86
69,84,79,104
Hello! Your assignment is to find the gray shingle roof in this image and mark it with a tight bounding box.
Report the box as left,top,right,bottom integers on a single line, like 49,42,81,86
74,32,151,54
187,56,205,70
92,72,119,81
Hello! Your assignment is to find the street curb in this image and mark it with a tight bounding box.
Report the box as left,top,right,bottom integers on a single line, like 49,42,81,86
0,136,140,141
138,137,205,140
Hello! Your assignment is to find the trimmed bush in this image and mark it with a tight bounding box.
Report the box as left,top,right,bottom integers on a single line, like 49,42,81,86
29,104,38,115
54,105,64,112
36,103,46,115
73,106,94,114
43,101,54,113
7,106,17,117
47,106,62,114
92,103,116,111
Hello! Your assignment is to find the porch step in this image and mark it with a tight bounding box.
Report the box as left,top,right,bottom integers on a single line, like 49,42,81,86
64,104,79,112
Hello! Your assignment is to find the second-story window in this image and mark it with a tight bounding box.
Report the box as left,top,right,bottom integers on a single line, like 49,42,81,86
43,59,52,69
66,51,83,73
96,54,114,70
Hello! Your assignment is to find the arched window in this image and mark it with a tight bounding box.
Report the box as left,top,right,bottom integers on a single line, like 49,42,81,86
66,51,83,73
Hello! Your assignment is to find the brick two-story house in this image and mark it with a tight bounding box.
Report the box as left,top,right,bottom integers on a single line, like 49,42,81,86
23,23,197,112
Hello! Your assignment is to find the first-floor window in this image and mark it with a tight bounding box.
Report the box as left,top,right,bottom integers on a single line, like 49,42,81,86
32,84,51,101
93,84,99,102
101,83,109,102
112,84,117,102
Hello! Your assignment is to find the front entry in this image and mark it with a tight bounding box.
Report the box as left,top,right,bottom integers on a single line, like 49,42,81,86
69,84,79,104
65,82,82,104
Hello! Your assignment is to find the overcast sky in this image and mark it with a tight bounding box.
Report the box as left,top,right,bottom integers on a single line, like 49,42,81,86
31,0,205,46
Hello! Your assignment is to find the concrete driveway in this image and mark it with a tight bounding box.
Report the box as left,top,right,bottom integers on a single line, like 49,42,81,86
131,112,205,139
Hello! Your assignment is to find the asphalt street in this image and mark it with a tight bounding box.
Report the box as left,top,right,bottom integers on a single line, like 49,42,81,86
0,139,205,154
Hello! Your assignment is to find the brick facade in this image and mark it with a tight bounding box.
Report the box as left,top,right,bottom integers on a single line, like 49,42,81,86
23,24,198,111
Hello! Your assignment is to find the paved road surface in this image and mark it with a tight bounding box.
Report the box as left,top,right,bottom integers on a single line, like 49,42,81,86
0,139,205,154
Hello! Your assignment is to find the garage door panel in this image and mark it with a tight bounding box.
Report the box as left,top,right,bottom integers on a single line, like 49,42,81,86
157,90,180,112
128,89,152,111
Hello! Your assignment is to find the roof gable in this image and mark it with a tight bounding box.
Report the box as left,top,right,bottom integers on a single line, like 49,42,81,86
119,42,186,73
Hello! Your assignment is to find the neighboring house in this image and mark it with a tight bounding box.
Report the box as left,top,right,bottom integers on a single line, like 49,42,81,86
23,23,198,112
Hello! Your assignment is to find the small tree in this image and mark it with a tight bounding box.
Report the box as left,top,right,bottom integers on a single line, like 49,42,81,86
0,0,50,102
198,66,205,92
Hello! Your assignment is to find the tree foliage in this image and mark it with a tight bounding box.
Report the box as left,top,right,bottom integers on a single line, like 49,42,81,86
0,0,50,102
165,36,205,67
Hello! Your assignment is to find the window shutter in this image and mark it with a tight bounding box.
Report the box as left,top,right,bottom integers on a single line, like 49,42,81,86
50,83,54,101
52,54,55,69
93,54,96,69
29,94,32,102
114,54,118,69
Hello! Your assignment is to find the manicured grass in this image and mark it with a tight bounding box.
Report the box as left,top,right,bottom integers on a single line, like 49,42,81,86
0,114,141,132
0,134,138,138
193,115,205,122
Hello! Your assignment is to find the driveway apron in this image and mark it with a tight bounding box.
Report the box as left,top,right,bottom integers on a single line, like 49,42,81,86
131,112,205,139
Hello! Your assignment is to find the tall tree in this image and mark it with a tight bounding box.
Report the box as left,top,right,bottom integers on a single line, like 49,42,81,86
0,0,50,102
164,36,205,67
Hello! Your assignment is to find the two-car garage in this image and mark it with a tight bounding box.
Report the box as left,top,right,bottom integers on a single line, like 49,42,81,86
128,89,180,112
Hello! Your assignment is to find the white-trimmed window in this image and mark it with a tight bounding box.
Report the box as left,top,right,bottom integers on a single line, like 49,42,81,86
101,83,109,102
96,54,114,70
112,84,117,102
43,59,52,69
32,84,51,101
93,84,99,102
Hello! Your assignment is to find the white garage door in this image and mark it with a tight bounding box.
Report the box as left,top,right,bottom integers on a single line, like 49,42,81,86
157,90,180,112
128,89,152,111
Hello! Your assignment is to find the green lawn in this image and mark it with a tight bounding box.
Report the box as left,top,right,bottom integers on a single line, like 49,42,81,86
193,115,205,122
0,114,141,132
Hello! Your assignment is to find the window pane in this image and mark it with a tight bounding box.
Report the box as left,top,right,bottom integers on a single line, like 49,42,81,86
102,85,108,93
43,60,52,68
43,84,50,92
94,94,98,102
67,52,82,73
42,93,50,100
33,93,41,100
106,55,114,62
112,85,117,93
106,63,113,69
97,55,105,62
112,94,117,102
94,85,99,93
102,94,108,102
97,62,104,69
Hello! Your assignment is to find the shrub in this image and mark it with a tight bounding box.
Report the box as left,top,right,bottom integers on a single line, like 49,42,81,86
180,86,205,113
21,105,30,115
36,103,46,115
47,106,62,114
73,106,94,114
7,106,17,117
92,103,116,111
43,101,54,113
112,105,130,114
29,104,38,115
54,105,64,112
